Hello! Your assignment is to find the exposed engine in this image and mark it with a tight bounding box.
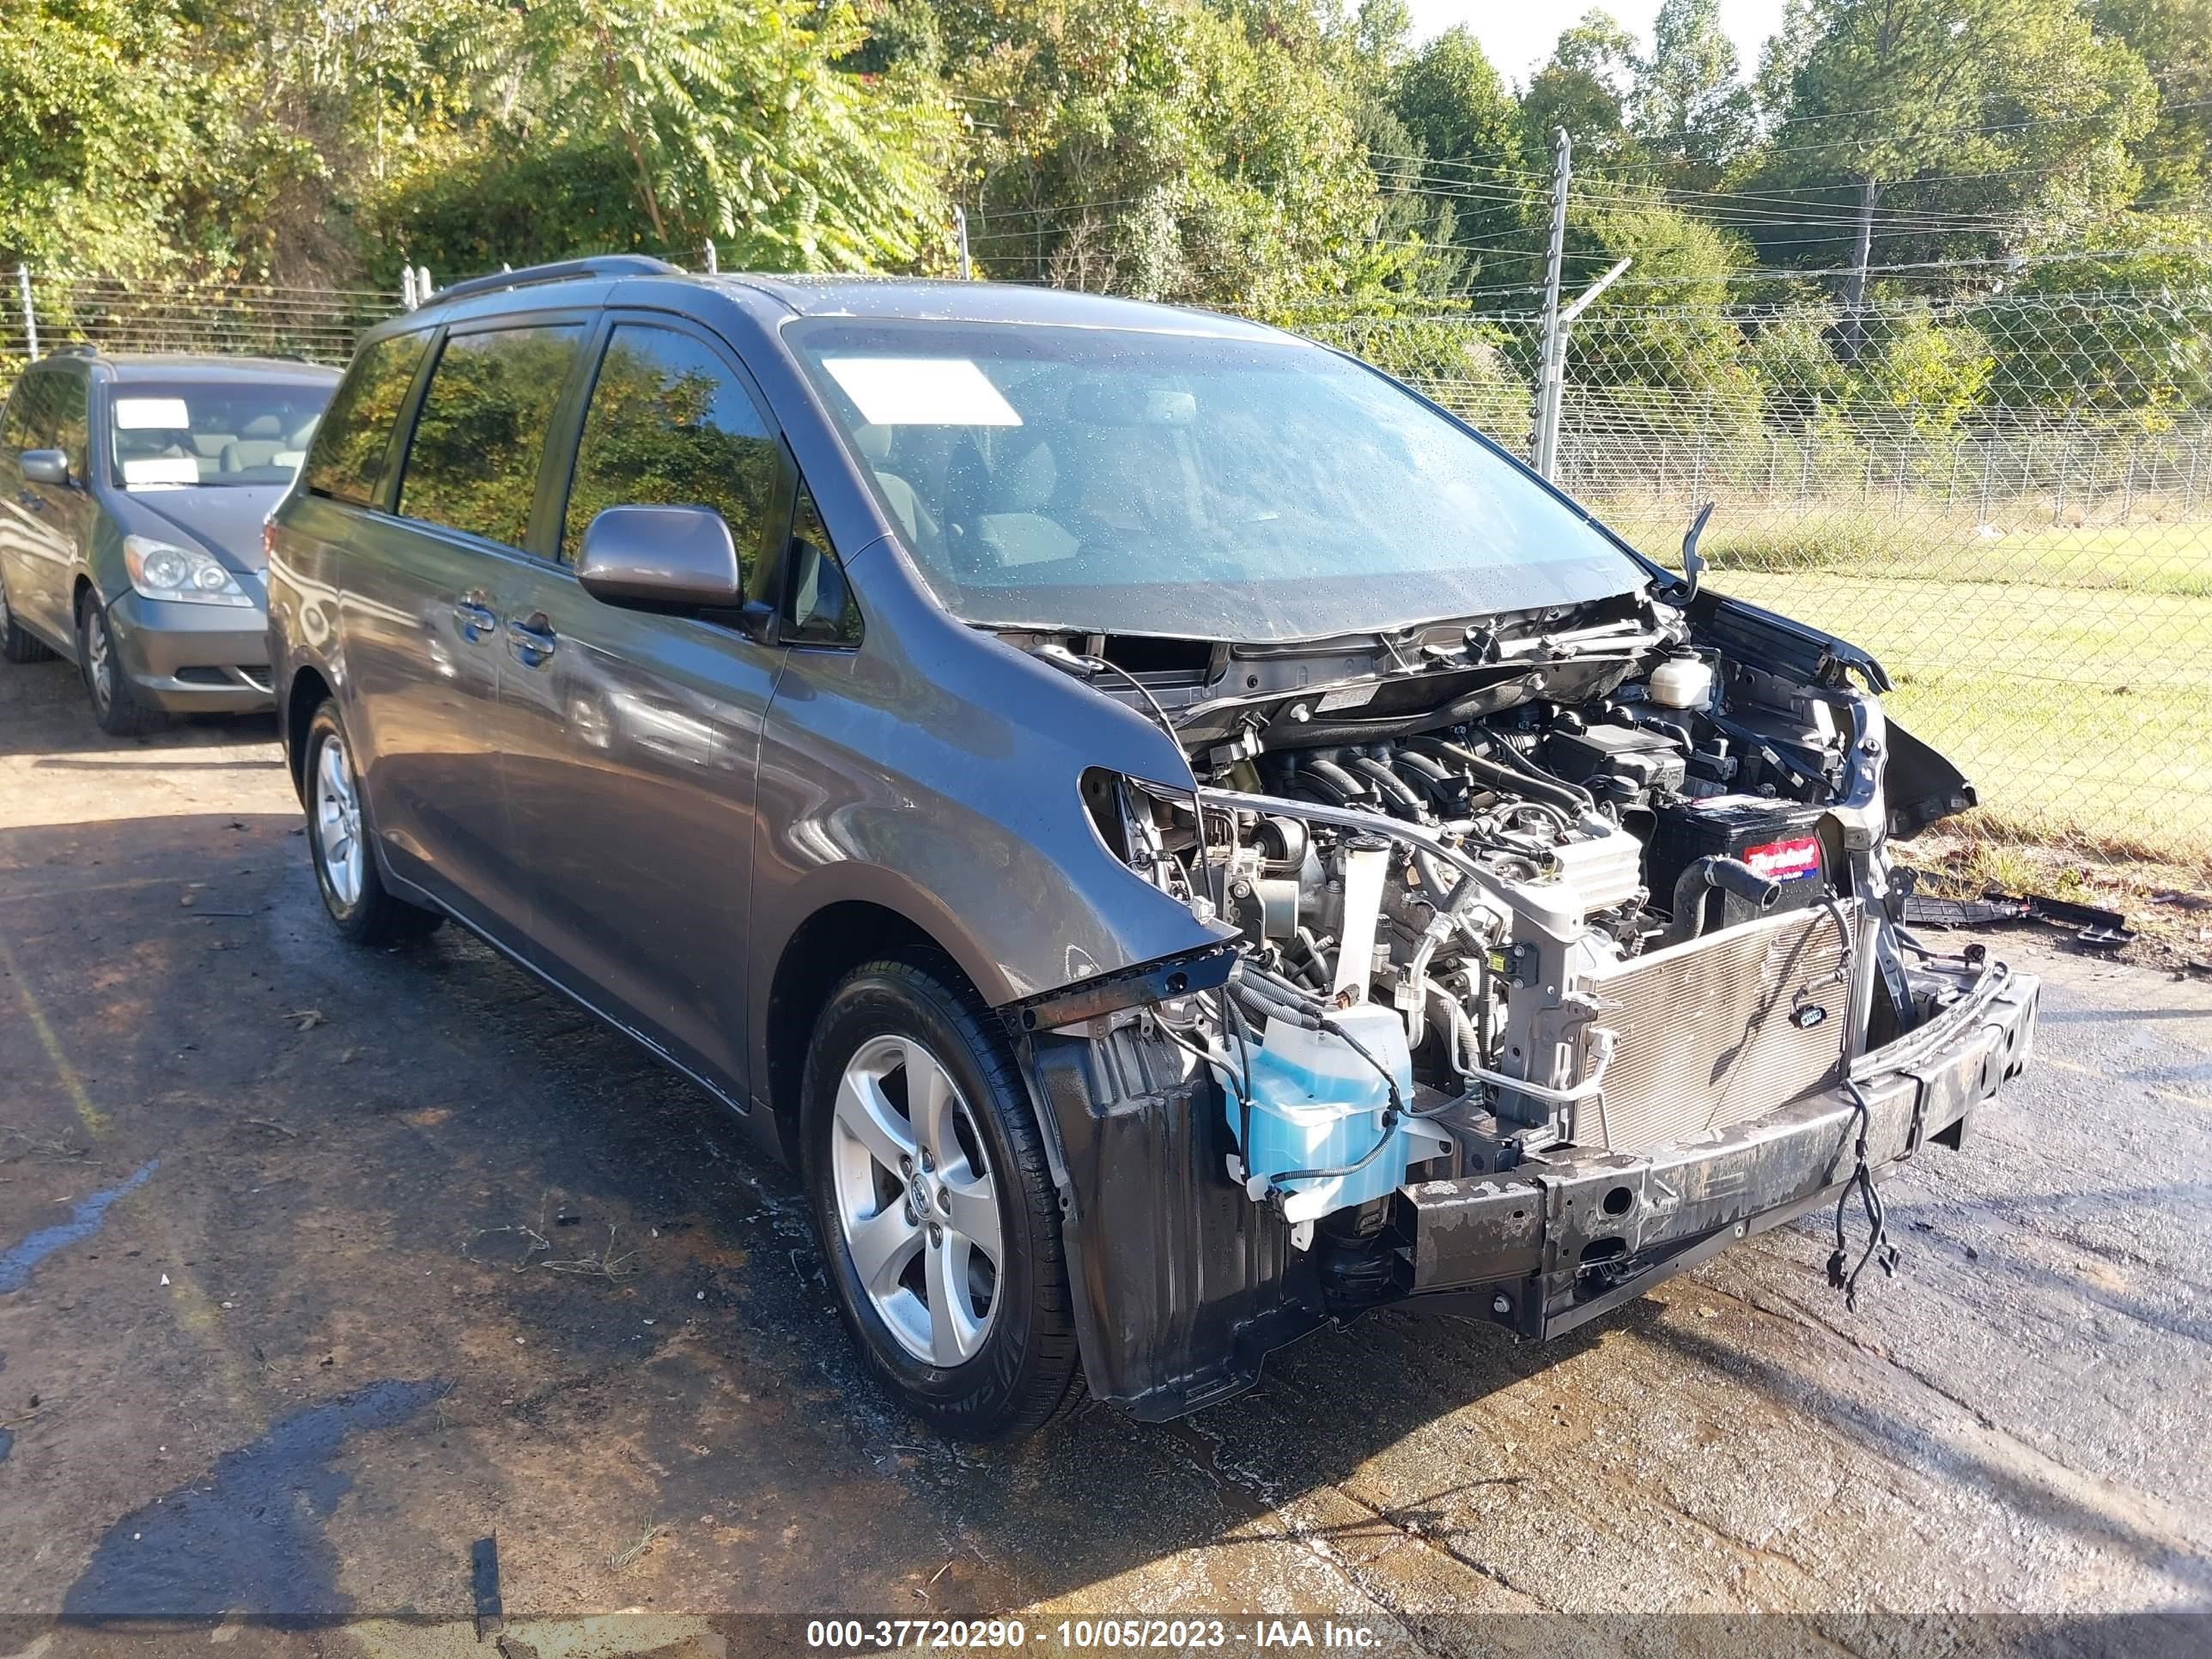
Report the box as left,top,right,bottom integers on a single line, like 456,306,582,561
1051,585,1905,1249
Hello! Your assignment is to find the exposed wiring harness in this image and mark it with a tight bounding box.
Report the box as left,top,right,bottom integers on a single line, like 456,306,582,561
1826,1080,1899,1310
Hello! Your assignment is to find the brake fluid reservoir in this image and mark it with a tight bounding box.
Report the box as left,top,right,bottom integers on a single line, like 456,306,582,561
1648,653,1716,709
1228,1003,1448,1224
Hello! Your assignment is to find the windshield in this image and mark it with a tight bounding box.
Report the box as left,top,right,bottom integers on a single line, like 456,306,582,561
788,319,1644,642
109,381,332,490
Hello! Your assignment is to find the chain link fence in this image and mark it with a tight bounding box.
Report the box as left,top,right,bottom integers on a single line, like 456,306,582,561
1305,295,2212,870
5,267,2207,866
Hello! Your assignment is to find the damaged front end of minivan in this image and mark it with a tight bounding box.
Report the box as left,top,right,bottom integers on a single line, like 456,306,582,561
996,580,2038,1422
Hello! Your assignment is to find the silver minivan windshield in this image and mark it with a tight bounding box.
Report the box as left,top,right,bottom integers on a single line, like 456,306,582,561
789,319,1646,642
109,380,331,490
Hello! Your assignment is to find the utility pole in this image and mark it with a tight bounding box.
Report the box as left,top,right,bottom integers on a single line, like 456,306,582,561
16,266,39,361
703,240,719,274
952,206,972,281
1532,128,1572,479
1841,174,1880,365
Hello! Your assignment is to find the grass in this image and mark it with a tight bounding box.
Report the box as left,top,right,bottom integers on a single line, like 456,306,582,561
1602,505,2212,598
1588,501,2212,871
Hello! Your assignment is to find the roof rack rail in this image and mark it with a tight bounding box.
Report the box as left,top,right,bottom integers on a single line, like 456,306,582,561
47,343,102,358
427,255,683,307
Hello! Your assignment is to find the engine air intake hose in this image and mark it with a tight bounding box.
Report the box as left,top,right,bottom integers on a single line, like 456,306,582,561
1669,855,1784,943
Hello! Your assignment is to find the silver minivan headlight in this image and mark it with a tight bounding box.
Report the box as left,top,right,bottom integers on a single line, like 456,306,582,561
123,536,252,608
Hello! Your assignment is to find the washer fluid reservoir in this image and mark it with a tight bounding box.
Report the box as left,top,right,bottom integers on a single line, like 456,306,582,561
1227,1003,1449,1224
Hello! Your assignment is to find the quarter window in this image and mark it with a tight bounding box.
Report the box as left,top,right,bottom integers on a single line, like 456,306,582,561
401,325,584,547
787,483,862,645
303,331,431,506
561,325,777,573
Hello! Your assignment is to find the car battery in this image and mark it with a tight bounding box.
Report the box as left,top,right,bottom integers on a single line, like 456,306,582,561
1646,794,1831,926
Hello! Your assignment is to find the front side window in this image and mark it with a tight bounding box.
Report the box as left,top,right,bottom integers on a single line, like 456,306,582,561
400,324,585,547
789,319,1647,643
108,379,332,490
561,324,778,574
303,331,430,505
50,373,88,480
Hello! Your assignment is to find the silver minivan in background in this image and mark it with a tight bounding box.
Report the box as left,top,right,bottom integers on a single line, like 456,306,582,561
0,349,337,732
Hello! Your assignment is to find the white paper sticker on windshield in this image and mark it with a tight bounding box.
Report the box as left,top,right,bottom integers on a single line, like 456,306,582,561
823,357,1021,427
122,457,200,487
113,398,190,430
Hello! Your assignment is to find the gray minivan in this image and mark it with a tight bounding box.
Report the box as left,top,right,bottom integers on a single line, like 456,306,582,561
269,256,2038,1441
0,350,337,732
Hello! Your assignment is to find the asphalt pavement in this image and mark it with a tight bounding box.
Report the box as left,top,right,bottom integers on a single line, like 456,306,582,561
0,652,2207,1658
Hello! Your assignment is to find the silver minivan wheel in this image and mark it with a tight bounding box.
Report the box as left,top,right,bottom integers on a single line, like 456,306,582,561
313,730,366,908
82,604,113,710
829,1033,1003,1366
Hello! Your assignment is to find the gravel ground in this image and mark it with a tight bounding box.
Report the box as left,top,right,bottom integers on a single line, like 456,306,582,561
0,653,2206,1658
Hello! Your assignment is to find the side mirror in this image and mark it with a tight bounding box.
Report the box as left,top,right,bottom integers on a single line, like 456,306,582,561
576,504,744,611
19,450,69,486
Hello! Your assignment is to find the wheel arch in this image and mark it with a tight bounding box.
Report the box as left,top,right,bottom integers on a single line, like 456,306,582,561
283,665,333,803
759,890,1010,1167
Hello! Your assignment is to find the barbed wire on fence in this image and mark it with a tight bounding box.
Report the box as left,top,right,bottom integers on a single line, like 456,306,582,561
3,266,2206,866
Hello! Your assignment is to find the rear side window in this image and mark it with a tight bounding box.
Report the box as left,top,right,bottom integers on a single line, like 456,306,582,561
559,324,778,571
401,325,584,548
303,331,430,505
3,373,52,452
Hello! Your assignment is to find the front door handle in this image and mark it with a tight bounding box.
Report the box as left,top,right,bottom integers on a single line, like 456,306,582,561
453,598,498,642
507,615,557,667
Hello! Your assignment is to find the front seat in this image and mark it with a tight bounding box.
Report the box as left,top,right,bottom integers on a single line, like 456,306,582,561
849,423,938,553
220,415,289,473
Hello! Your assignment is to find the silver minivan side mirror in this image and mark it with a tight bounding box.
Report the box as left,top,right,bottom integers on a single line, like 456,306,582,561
19,450,70,486
576,504,744,610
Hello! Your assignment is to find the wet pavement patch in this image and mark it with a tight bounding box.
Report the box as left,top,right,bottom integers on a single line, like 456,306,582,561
0,1159,160,1292
60,1377,447,1624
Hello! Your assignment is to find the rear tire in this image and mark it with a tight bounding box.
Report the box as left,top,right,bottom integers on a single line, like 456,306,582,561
0,572,54,663
802,957,1079,1443
76,592,163,734
303,699,444,945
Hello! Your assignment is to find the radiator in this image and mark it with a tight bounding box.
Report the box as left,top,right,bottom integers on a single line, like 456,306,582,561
1574,901,1860,1154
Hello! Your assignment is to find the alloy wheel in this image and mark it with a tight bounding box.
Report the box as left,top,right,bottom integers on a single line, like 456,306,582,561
830,1033,1002,1366
314,732,366,908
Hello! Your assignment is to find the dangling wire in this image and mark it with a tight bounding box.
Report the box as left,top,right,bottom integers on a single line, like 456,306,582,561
1827,1081,1899,1310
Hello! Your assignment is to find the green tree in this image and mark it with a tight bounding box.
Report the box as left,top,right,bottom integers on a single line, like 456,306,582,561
1632,0,1753,187
1390,26,1524,170
2094,0,2212,208
479,0,957,269
1389,26,1534,270
1754,0,2156,354
0,0,198,273
1520,11,1644,172
947,0,1400,310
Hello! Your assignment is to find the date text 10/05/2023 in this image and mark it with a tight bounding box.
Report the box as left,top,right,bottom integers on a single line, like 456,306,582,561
805,1619,1384,1650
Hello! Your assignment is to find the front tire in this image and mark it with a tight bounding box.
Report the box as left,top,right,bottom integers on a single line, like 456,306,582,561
803,957,1079,1442
303,700,443,945
77,591,163,735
